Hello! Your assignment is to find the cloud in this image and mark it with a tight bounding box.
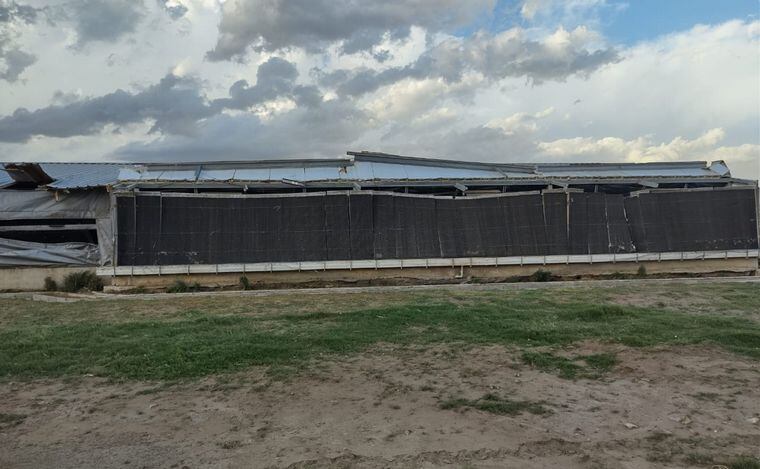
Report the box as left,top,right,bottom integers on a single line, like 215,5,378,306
0,1,38,24
0,46,34,81
157,0,187,20
486,107,554,135
0,57,320,142
535,128,760,177
0,73,215,142
0,1,39,82
206,0,495,61
320,26,619,97
53,0,146,47
115,98,372,160
212,57,323,110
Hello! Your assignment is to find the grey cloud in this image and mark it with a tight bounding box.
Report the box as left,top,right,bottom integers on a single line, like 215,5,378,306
0,74,214,142
377,115,541,163
115,98,372,161
0,1,38,24
206,0,494,61
0,57,320,142
0,1,39,82
52,0,145,46
212,57,323,110
0,46,34,81
320,30,620,97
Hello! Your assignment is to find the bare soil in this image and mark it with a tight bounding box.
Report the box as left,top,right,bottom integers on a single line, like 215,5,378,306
1,343,758,469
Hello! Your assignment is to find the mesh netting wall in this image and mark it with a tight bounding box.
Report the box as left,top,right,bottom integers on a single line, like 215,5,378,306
625,189,758,252
115,189,757,266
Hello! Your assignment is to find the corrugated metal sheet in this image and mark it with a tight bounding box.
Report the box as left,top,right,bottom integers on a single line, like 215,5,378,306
2,153,741,189
0,163,121,189
118,153,733,184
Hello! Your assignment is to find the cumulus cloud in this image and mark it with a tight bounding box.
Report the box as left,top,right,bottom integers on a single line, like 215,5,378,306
0,1,37,23
0,73,214,142
0,57,320,142
115,98,372,161
486,107,554,135
51,0,145,47
535,128,760,177
0,0,39,82
320,26,619,97
206,0,495,61
212,57,323,110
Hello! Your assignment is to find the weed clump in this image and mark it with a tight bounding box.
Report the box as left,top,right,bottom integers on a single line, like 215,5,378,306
727,457,760,469
167,280,201,293
43,277,58,292
239,276,251,290
637,265,647,277
521,351,618,379
61,271,103,292
440,393,549,416
530,269,552,282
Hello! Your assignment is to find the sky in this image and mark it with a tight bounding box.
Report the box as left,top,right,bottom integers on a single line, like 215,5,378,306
0,0,758,179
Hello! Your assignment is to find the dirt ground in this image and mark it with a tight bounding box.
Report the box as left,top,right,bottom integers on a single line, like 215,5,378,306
1,342,758,469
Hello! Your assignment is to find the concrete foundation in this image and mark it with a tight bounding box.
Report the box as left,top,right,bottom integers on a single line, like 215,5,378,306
104,257,758,291
0,266,102,291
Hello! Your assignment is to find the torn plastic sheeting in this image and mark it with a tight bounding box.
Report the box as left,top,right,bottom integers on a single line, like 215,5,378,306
0,237,100,266
0,190,110,220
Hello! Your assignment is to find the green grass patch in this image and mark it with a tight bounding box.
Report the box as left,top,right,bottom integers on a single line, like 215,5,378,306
727,457,760,469
439,393,549,415
0,286,758,380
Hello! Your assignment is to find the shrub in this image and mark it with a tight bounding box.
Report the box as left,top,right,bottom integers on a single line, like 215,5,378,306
239,276,251,290
167,280,201,293
530,269,552,282
636,265,647,277
61,271,103,292
43,277,58,292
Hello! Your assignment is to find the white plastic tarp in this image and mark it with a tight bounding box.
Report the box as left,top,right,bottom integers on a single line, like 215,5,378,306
0,189,113,265
0,237,99,266
0,190,109,219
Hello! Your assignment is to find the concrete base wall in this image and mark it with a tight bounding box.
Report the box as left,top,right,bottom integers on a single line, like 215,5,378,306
0,266,100,291
105,257,758,291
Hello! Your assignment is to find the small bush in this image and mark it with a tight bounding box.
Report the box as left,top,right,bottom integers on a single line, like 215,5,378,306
43,277,58,292
61,271,103,292
530,269,552,282
166,279,201,293
636,265,647,277
239,276,251,290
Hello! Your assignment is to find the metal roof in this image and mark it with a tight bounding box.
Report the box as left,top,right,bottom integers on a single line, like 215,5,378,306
0,153,746,191
117,151,738,185
0,163,121,189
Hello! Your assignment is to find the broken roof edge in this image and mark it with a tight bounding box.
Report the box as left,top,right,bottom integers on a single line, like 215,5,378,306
346,150,719,172
347,150,536,174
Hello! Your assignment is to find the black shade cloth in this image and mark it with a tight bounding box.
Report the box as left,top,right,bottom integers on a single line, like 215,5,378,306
115,189,757,266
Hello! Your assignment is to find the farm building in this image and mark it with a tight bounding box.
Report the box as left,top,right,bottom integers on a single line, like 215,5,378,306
0,151,758,290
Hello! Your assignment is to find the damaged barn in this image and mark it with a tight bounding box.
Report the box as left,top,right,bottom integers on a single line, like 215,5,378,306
0,163,119,289
1,152,758,291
